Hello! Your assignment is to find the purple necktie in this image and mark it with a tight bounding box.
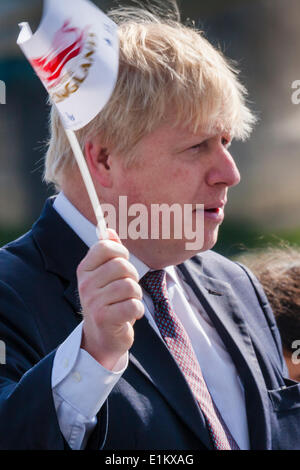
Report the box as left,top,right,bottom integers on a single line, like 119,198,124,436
140,269,239,450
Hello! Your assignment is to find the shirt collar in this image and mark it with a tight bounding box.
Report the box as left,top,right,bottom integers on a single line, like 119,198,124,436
53,192,98,249
53,191,182,287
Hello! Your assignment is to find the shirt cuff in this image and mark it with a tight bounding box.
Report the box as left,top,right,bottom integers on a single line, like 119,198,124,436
52,321,128,419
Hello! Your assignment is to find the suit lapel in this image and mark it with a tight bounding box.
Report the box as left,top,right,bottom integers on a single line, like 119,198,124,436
178,259,272,450
32,198,88,315
130,314,213,449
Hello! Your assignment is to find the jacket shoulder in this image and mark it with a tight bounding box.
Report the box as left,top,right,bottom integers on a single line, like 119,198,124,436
191,249,247,279
191,250,287,374
0,230,44,286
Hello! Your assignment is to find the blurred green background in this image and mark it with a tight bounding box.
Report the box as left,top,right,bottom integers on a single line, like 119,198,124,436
0,0,300,257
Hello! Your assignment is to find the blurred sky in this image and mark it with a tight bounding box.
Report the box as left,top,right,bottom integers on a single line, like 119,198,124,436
0,0,300,250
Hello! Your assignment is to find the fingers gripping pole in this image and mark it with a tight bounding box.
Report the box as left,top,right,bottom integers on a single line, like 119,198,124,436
65,129,108,240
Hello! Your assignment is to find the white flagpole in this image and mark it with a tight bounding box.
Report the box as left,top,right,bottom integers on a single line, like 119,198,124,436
64,129,108,240
18,22,108,240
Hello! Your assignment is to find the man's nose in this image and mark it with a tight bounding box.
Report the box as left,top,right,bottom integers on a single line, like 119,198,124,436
206,149,241,188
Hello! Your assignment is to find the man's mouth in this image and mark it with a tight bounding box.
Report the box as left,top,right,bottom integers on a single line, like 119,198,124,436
204,208,221,214
203,206,224,221
192,204,225,222
192,200,226,211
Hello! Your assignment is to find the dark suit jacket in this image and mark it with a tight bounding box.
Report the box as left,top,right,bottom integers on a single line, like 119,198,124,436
0,198,299,450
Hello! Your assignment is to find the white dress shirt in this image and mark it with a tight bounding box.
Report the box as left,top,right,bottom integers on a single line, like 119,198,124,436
52,192,250,450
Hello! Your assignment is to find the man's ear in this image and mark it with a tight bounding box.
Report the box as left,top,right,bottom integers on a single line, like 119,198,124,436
84,136,113,188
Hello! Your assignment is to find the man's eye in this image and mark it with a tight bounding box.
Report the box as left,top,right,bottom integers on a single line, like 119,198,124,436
222,137,231,148
189,140,208,152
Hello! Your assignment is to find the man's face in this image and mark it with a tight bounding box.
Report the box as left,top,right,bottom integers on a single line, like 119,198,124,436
107,122,240,268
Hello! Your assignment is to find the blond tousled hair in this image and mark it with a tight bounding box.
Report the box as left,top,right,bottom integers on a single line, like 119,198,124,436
44,2,256,189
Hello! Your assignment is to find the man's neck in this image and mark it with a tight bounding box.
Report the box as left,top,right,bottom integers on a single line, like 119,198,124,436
53,192,151,280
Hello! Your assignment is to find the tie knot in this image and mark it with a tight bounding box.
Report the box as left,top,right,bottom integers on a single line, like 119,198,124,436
140,270,167,304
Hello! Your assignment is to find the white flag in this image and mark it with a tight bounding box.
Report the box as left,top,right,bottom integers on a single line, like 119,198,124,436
17,0,119,130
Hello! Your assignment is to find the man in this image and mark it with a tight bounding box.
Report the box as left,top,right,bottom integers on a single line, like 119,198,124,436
0,4,299,450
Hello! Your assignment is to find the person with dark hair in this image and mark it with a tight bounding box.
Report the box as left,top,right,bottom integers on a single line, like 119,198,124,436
238,247,300,382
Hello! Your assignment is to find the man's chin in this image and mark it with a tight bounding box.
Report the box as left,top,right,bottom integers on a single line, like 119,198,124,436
149,240,218,269
187,227,219,256
203,229,220,250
